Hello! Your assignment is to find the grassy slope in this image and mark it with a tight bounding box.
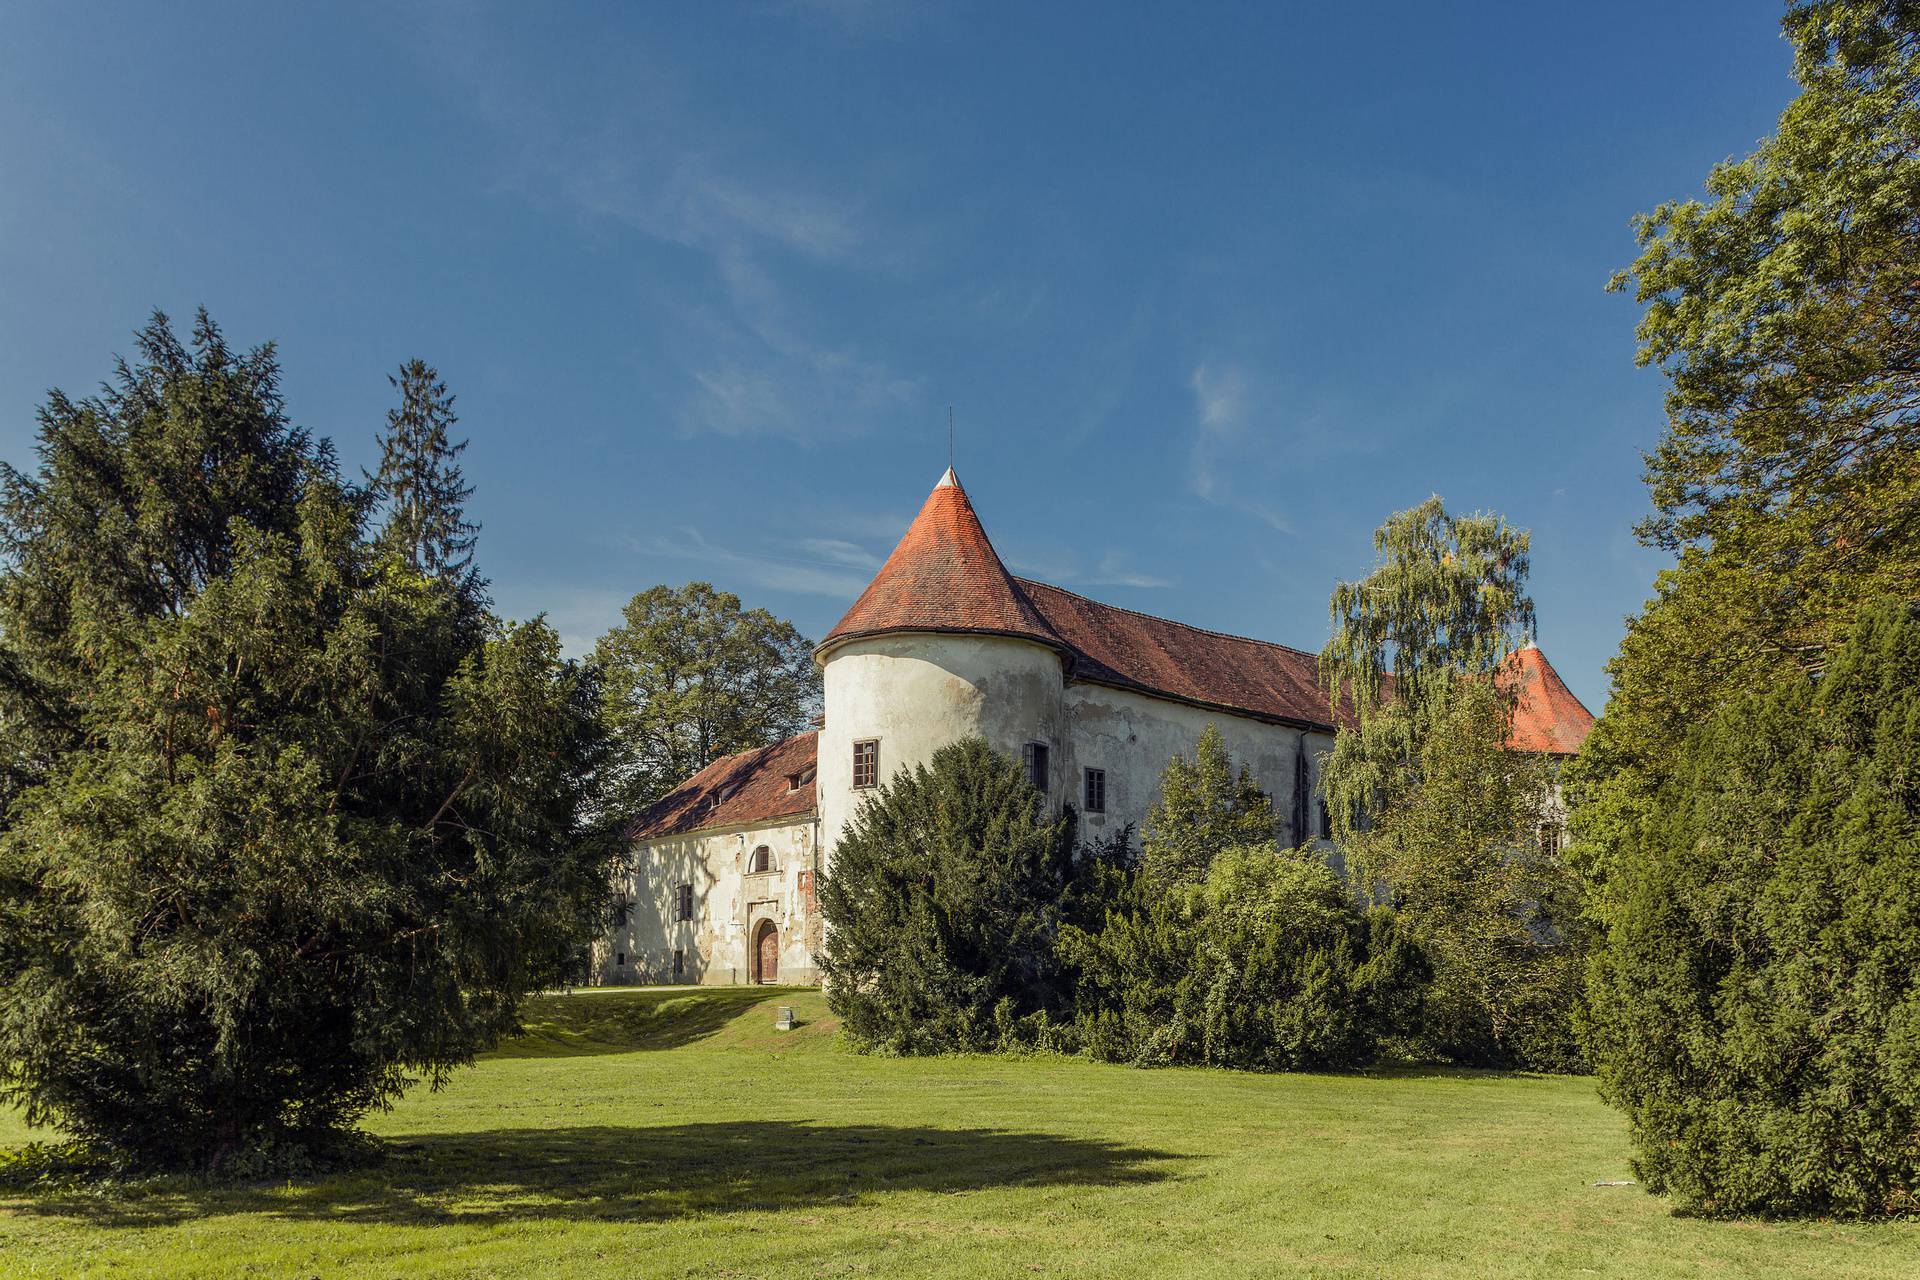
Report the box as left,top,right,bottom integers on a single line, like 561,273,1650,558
1,989,1913,1279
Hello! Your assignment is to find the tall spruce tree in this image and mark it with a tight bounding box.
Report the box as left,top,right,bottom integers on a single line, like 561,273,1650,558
372,359,479,593
0,312,618,1172
1319,497,1579,1067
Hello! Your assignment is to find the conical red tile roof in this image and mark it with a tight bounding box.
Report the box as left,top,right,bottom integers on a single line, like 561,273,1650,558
820,469,1064,654
1498,644,1596,755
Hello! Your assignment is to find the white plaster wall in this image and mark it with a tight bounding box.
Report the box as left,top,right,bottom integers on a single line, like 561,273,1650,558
1062,681,1337,854
817,634,1068,868
593,816,822,986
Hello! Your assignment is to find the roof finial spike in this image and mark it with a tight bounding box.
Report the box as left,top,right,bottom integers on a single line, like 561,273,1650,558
936,406,958,488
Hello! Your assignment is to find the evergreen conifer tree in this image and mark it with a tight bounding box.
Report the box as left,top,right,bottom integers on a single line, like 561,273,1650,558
0,313,617,1172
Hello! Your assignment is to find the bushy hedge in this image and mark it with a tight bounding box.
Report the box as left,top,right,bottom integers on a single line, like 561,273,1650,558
1584,600,1920,1216
821,734,1436,1073
1060,845,1426,1071
816,738,1074,1053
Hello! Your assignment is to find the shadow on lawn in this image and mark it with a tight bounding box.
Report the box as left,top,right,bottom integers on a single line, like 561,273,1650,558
11,1120,1182,1229
486,986,787,1058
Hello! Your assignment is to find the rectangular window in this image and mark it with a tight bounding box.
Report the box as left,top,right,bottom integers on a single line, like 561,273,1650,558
615,951,627,966
1539,823,1561,859
673,948,684,977
852,738,879,789
1023,741,1049,791
1318,798,1331,841
1083,767,1106,814
675,883,693,921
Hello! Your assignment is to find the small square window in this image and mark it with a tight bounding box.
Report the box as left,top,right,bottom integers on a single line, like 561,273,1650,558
1023,741,1049,791
853,739,879,789
1084,767,1106,814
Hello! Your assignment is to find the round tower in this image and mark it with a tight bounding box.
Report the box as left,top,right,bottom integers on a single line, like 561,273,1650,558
814,468,1068,861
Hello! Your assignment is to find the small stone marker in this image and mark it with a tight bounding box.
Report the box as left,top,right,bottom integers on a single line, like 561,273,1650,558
775,1005,795,1031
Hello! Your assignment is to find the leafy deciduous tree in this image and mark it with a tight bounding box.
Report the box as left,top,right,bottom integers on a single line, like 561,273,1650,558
1319,497,1578,1067
592,582,820,815
1136,725,1273,897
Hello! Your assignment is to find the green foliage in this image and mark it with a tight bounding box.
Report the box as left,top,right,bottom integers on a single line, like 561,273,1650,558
591,581,820,816
1318,497,1575,1069
1575,0,1920,887
0,311,619,1173
1343,680,1584,1069
1061,845,1426,1072
1136,725,1273,896
1584,600,1920,1217
817,738,1074,1055
1321,495,1534,734
371,359,479,593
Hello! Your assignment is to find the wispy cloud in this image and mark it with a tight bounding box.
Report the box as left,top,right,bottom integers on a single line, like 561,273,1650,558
413,12,921,442
633,526,875,599
1189,361,1293,532
1006,549,1172,591
681,250,920,439
798,537,883,571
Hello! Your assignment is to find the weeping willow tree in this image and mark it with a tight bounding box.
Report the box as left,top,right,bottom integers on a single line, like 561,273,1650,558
1319,497,1583,1068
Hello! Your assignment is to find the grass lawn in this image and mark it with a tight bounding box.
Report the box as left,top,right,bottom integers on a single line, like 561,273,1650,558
1,988,1913,1279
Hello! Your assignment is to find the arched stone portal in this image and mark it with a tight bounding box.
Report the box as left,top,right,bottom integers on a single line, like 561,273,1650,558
752,919,779,984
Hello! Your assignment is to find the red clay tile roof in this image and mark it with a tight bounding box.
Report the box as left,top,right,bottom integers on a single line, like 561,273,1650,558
820,468,1064,654
1017,578,1340,730
805,470,1592,760
628,731,818,840
1498,645,1596,755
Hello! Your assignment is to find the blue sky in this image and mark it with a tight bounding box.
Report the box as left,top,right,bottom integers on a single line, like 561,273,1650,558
0,1,1795,711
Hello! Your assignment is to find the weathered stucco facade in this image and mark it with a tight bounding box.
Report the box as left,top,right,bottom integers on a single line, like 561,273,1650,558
591,468,1593,987
595,815,822,986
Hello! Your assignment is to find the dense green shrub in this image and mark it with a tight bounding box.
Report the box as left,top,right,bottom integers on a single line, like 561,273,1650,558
816,738,1075,1054
0,314,618,1173
1060,845,1427,1071
1584,600,1920,1216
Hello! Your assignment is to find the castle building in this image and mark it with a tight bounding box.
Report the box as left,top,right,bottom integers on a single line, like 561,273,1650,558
593,469,1595,987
